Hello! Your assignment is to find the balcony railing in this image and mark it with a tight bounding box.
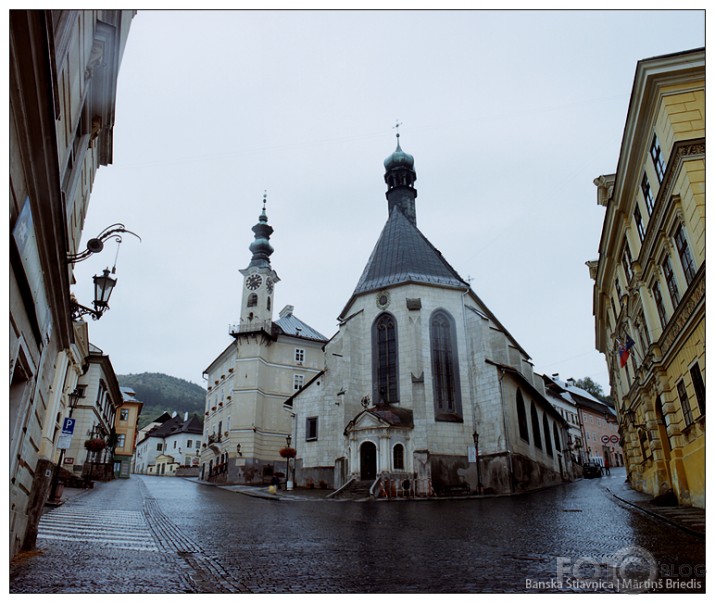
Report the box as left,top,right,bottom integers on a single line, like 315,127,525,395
228,320,274,337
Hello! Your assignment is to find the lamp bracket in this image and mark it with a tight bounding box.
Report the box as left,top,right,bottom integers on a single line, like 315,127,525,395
67,224,141,264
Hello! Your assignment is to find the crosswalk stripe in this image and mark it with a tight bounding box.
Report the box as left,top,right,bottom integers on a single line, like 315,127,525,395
38,509,158,552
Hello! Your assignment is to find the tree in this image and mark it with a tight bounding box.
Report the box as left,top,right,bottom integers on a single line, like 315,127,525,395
573,377,604,398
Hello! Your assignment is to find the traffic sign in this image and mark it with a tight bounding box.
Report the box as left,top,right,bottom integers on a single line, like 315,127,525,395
601,435,610,444
62,418,76,434
610,434,620,444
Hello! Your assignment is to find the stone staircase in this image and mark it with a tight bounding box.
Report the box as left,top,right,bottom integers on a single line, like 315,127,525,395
329,478,374,500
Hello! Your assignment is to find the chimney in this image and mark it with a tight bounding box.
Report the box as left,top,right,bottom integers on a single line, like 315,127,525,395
279,305,294,319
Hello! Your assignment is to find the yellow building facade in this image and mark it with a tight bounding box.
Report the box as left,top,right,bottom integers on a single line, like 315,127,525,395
589,48,704,508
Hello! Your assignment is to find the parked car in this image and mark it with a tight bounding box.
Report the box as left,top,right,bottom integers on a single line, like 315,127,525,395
583,462,603,479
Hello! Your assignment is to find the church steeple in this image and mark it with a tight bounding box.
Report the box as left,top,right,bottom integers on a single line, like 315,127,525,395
237,192,280,330
384,122,417,226
248,191,274,268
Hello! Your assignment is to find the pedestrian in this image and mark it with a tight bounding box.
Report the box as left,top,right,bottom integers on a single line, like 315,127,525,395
604,456,611,476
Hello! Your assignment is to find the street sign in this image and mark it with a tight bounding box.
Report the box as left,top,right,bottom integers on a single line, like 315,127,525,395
57,417,76,450
600,435,610,444
610,434,620,444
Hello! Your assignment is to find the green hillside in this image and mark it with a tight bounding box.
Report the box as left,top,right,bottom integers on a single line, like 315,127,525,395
118,372,206,429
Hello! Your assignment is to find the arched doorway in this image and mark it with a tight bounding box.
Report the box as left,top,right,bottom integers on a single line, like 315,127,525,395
360,441,377,480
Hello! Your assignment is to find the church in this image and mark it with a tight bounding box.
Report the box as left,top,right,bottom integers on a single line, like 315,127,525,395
201,136,574,497
285,134,574,496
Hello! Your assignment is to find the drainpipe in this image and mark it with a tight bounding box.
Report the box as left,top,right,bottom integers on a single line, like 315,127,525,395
461,288,481,492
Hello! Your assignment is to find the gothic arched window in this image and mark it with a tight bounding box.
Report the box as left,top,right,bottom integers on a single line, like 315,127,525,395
531,402,542,449
373,313,399,404
430,310,463,421
553,422,561,452
517,389,529,442
543,414,553,456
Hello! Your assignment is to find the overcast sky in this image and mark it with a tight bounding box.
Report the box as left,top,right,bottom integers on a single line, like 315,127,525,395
72,8,705,392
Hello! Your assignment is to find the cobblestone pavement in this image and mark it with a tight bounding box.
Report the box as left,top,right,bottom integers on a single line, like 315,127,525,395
9,468,705,594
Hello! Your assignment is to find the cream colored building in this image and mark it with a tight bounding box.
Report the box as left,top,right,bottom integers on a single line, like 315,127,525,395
62,344,123,481
9,10,134,556
200,200,327,484
589,48,704,507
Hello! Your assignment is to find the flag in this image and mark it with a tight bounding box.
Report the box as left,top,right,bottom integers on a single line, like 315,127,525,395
619,335,635,368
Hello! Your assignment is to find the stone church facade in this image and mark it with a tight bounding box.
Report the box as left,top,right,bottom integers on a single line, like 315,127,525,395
286,136,574,496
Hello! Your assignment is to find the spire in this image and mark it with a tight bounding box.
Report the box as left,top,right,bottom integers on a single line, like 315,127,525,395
384,120,417,226
248,191,274,267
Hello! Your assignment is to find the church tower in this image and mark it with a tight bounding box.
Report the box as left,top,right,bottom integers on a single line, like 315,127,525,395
238,193,280,329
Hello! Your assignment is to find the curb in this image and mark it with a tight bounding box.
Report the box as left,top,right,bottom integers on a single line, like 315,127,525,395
605,487,705,540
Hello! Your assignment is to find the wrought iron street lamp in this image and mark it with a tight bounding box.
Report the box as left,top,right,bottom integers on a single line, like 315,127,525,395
285,434,292,490
67,224,140,321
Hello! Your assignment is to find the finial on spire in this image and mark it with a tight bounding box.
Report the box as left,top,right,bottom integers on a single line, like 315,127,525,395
393,119,402,140
262,190,267,212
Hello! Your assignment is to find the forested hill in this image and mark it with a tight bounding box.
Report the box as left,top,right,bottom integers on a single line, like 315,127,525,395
118,372,205,429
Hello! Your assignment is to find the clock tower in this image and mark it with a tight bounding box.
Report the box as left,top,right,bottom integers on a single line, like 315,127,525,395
238,193,279,328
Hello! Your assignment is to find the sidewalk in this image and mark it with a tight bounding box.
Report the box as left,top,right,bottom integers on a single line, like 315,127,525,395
602,470,705,539
188,477,332,501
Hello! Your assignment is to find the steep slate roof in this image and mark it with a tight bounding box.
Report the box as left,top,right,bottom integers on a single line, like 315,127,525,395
274,313,328,342
352,207,468,296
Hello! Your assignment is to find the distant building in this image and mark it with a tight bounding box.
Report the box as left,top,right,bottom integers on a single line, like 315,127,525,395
9,10,134,556
200,198,327,484
541,375,584,466
285,137,573,496
589,48,704,507
62,344,123,482
134,413,203,475
114,387,143,478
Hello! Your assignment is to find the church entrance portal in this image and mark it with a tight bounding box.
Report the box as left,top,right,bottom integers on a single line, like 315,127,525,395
360,441,377,480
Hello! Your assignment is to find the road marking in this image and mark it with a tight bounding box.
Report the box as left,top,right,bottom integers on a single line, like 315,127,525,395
38,508,159,552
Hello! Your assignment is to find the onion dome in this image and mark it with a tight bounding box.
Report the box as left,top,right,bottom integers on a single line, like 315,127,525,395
383,136,415,170
248,192,274,267
383,127,417,226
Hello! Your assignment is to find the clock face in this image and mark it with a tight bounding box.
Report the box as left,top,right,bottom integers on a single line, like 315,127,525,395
246,274,263,290
266,278,274,293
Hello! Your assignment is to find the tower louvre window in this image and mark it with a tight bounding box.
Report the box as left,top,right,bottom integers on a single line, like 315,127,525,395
247,293,258,307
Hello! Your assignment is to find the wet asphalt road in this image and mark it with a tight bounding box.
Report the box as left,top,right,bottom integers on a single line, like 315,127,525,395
10,467,705,594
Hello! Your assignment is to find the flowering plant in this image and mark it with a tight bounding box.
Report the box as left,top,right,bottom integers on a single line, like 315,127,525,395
279,447,296,458
84,437,106,452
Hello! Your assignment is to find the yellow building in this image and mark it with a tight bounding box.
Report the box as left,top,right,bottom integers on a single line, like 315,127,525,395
589,48,704,508
115,387,143,477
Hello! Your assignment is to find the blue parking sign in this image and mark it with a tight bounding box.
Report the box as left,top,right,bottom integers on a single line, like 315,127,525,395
62,418,75,434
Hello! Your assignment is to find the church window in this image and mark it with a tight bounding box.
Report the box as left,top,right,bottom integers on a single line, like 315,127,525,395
543,414,553,456
430,310,463,421
530,402,542,449
516,389,529,442
552,423,561,452
247,293,258,308
306,417,318,441
393,443,405,470
373,313,399,404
